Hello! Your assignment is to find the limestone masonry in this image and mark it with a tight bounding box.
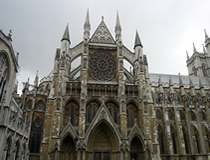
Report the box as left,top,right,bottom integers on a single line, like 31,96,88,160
1,10,210,160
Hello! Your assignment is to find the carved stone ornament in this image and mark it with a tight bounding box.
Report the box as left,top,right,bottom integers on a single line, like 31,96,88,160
89,50,116,81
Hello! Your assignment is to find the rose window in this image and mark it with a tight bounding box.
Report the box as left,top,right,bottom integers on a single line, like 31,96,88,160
89,50,116,81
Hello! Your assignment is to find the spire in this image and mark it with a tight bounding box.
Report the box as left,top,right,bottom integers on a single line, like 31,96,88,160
186,50,189,60
61,24,70,43
115,11,121,28
115,11,122,41
193,43,197,53
203,44,207,53
179,73,184,87
84,8,90,28
199,79,204,88
134,30,143,49
25,78,30,90
204,29,209,39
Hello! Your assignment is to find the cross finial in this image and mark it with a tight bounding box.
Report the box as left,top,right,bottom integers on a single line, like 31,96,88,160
102,16,104,21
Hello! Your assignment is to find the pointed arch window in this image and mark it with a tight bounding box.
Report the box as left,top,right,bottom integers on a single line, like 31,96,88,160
30,118,42,153
168,110,174,120
27,100,32,110
158,126,165,154
191,111,196,121
194,127,200,153
180,111,185,121
114,107,117,123
109,107,112,115
170,126,177,154
14,141,20,160
70,108,74,125
129,109,134,127
93,107,96,119
156,110,162,120
205,127,210,150
201,112,206,121
87,106,91,123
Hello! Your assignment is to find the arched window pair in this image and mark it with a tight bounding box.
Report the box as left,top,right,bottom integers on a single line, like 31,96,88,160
30,117,42,153
64,100,79,126
127,103,138,127
87,101,100,123
106,101,119,123
156,110,162,120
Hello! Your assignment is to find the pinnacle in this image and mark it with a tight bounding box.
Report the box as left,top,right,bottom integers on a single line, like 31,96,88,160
61,24,70,43
134,30,143,49
116,11,121,27
204,29,209,39
84,8,90,26
158,76,162,86
179,74,184,87
169,77,173,86
189,77,194,88
193,43,197,53
186,50,189,60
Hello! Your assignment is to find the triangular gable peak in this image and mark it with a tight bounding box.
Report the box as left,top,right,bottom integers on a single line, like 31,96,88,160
90,18,115,44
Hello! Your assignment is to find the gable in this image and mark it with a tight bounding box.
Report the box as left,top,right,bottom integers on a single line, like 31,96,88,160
90,20,115,44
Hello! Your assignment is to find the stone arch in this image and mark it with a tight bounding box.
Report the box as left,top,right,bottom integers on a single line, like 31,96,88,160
14,139,20,160
129,135,145,160
105,98,119,107
59,133,76,160
170,125,178,154
35,99,45,111
65,97,80,106
86,97,102,105
87,120,119,160
126,99,139,107
25,99,33,110
192,125,201,153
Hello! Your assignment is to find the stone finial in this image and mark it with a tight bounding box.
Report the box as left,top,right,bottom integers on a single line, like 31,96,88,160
179,73,184,87
16,52,19,64
61,24,70,43
8,30,12,37
199,79,204,88
186,50,189,60
158,76,163,86
202,44,207,53
101,16,104,21
169,77,173,86
193,43,197,53
34,70,39,87
134,30,143,49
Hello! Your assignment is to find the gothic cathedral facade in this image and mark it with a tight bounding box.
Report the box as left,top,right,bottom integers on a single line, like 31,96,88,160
1,10,210,160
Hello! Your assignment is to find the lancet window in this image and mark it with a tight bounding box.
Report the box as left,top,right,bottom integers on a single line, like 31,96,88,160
30,117,42,153
106,101,119,124
127,102,138,127
158,125,165,154
64,100,79,126
170,126,177,154
182,127,189,154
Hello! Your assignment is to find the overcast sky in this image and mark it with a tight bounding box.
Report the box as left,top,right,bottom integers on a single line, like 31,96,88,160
1,0,210,94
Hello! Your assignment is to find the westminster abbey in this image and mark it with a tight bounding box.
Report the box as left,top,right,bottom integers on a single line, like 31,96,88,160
0,10,210,160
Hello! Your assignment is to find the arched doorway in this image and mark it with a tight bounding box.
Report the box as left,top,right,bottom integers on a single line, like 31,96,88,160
87,122,118,160
60,135,76,160
130,136,144,160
